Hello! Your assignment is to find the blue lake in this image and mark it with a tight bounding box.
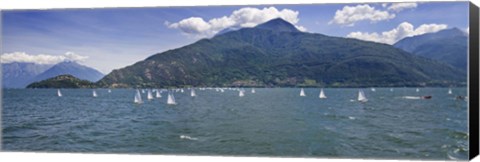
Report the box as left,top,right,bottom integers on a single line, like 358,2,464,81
1,88,469,160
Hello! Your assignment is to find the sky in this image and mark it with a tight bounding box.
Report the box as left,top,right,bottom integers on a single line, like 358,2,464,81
1,2,469,74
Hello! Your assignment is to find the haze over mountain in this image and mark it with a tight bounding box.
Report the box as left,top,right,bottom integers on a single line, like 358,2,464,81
2,62,53,88
393,28,468,71
2,60,104,88
30,61,104,83
91,18,465,88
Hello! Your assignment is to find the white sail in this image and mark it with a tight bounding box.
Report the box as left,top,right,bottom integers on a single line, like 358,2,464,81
141,89,145,93
448,88,452,94
93,90,98,97
108,89,111,93
156,90,162,98
371,88,376,92
57,89,62,97
191,88,196,97
251,88,256,93
147,89,154,100
239,90,245,97
319,88,327,99
300,88,306,96
180,89,184,93
390,88,393,92
358,90,368,102
167,92,177,105
134,89,143,104
416,88,420,92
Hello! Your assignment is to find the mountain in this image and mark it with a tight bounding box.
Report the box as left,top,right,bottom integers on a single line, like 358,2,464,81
30,61,104,84
26,74,96,88
97,18,465,88
393,28,468,71
254,18,300,32
2,62,53,88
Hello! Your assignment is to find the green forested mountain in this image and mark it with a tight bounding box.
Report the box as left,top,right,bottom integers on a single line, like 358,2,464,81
27,74,96,88
97,18,466,88
393,28,468,71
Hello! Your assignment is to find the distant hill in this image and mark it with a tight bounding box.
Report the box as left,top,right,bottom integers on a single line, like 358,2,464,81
26,74,96,88
2,62,53,88
97,18,466,88
30,61,104,84
393,28,468,71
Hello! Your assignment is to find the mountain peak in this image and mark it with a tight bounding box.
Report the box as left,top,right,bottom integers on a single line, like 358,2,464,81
438,27,467,36
254,18,300,32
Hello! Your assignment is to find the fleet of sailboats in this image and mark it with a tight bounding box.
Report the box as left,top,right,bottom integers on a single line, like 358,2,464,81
55,87,456,106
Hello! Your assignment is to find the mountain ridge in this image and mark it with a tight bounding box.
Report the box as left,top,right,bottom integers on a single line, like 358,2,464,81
393,28,468,71
97,18,465,88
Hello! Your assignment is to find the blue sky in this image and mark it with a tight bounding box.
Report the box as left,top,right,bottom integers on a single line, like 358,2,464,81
1,2,469,74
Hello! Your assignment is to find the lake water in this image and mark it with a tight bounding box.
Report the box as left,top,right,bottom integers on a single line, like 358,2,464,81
1,88,469,160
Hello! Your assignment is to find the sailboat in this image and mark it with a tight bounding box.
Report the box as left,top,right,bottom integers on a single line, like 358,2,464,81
180,89,184,93
300,88,306,96
319,88,327,99
358,90,368,102
416,88,420,92
167,92,177,105
191,88,196,97
156,90,162,98
251,88,256,93
371,88,376,92
147,89,154,100
108,89,111,93
57,89,62,97
390,88,393,92
239,89,245,97
448,88,452,94
92,90,98,97
134,89,143,104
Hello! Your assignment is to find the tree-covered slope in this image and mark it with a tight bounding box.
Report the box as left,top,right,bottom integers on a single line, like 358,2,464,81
393,28,468,71
27,74,96,88
97,18,466,88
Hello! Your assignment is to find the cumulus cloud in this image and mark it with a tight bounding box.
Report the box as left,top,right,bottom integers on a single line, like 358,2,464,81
386,2,418,12
167,7,306,37
346,22,448,44
329,4,395,27
1,52,88,64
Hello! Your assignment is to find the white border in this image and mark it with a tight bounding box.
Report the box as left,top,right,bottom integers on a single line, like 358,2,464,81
0,0,478,162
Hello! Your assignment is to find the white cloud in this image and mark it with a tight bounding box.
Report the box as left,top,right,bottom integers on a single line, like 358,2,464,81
387,3,418,12
329,4,395,27
346,22,448,44
1,52,88,64
167,7,306,38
